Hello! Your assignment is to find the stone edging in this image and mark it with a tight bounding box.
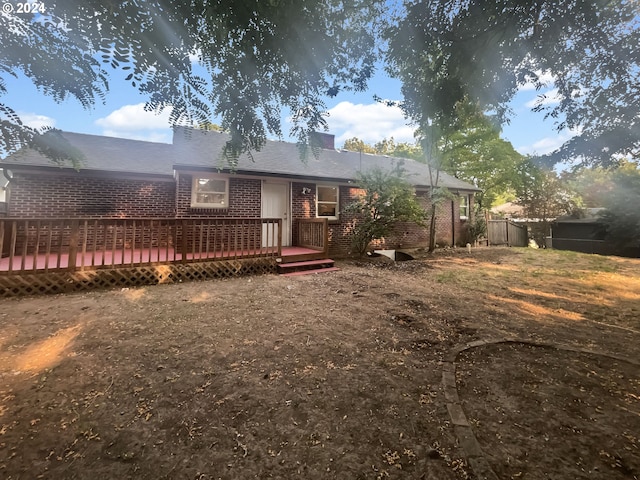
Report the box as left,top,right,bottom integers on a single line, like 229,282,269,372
442,338,640,480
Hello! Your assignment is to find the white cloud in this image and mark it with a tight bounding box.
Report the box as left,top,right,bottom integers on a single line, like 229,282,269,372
19,112,56,130
325,101,416,147
95,103,172,143
516,129,578,156
96,103,172,130
524,88,562,109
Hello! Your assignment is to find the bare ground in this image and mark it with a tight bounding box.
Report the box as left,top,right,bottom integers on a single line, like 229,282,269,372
0,247,639,479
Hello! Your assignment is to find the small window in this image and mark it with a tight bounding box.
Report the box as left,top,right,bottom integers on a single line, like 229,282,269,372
459,195,469,219
317,185,339,219
191,176,229,208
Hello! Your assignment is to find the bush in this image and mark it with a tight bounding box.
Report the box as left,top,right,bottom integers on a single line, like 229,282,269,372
343,165,426,255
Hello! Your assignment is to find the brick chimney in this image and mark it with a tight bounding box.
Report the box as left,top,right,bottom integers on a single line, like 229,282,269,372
310,132,335,150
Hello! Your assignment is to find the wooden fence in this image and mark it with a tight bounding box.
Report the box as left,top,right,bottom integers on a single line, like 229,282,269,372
487,220,528,247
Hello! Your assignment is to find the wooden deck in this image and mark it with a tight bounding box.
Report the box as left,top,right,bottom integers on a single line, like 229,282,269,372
0,217,331,296
0,246,320,273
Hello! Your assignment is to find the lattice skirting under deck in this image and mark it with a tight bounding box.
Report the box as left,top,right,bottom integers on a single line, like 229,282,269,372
0,258,277,297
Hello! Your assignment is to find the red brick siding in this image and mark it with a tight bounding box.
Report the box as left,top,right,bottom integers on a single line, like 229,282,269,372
379,193,473,249
175,174,261,218
6,171,473,254
291,184,471,256
325,185,364,256
8,173,175,218
291,182,317,243
175,174,263,251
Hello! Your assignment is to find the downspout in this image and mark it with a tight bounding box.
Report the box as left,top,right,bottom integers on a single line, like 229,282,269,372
1,169,12,216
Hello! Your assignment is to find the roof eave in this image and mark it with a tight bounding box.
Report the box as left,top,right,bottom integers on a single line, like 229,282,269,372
0,163,174,181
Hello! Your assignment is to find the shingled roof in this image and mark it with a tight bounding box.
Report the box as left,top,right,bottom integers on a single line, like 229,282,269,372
2,129,479,192
172,127,479,191
1,132,175,177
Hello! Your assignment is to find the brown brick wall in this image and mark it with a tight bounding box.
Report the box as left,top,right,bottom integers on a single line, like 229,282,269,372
7,172,176,218
175,173,261,218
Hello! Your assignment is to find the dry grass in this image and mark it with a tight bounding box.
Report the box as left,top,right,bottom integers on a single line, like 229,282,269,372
0,247,638,479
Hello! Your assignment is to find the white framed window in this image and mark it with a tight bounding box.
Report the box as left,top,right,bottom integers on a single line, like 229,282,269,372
316,185,339,219
191,175,229,208
459,194,470,219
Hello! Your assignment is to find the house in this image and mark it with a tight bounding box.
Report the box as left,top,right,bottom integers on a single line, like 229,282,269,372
0,127,479,258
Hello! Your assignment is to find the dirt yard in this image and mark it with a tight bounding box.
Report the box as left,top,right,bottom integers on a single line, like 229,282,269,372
0,247,639,479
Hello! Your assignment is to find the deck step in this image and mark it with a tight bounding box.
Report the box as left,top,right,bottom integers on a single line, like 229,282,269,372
280,267,340,277
278,258,335,269
277,258,336,276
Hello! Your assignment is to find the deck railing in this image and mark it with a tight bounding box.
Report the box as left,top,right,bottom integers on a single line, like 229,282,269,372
296,218,328,255
0,217,282,273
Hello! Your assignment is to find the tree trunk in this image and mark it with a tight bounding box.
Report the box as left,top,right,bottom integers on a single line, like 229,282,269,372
428,203,437,252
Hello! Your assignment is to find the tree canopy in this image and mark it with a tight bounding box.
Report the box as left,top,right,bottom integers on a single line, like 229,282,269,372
1,0,382,159
438,102,523,210
385,0,640,167
598,163,640,251
567,160,639,208
3,1,639,169
341,136,422,159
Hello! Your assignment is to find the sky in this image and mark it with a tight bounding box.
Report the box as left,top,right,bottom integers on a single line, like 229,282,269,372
4,51,573,159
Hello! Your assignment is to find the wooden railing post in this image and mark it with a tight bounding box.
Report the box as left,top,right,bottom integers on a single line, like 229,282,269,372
181,219,189,263
0,220,5,259
277,219,282,257
68,219,79,272
322,218,329,256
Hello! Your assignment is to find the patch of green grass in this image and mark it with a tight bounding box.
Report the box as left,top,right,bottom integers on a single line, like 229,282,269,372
588,256,618,273
435,271,457,284
553,248,579,259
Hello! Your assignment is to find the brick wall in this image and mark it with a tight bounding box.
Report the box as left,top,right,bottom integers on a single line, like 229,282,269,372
326,185,363,256
290,184,472,256
386,193,473,248
176,173,261,218
291,182,317,243
7,170,473,254
8,172,176,218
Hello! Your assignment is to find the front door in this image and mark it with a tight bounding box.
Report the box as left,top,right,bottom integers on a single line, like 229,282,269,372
261,181,291,247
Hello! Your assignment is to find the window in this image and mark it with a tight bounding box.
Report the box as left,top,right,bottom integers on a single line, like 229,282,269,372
459,194,469,219
316,185,339,219
191,176,228,208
